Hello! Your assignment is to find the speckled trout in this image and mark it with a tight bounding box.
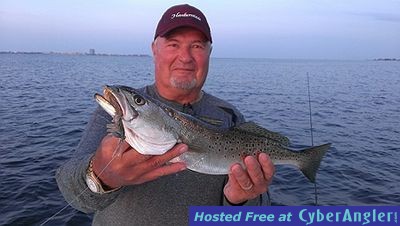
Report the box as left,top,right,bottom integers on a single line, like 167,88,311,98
95,85,331,183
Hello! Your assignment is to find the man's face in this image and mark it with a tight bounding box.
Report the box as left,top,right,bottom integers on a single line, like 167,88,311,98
152,27,212,92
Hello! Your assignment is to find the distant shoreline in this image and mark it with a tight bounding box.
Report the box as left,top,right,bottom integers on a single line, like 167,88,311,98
1,51,399,61
0,51,150,57
373,58,400,61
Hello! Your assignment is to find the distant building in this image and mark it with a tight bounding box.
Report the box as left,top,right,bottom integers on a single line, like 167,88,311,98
89,49,95,55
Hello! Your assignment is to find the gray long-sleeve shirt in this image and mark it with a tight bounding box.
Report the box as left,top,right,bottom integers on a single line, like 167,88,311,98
56,85,262,226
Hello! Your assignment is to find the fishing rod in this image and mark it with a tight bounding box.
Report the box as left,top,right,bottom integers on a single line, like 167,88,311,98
307,73,314,147
307,73,318,206
264,73,319,207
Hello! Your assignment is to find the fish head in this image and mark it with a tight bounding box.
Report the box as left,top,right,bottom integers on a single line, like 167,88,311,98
95,85,152,120
94,85,179,155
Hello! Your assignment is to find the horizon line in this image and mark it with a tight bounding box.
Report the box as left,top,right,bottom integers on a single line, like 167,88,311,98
1,50,399,61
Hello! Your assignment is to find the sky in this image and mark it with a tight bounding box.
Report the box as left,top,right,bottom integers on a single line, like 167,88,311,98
1,0,399,59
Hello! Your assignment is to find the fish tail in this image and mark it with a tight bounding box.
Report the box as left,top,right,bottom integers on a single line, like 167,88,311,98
298,143,331,183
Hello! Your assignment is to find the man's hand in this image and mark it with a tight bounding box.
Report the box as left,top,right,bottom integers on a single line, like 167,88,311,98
91,135,188,189
224,153,275,204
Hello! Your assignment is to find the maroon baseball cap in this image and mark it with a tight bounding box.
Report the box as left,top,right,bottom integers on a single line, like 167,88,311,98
154,4,212,43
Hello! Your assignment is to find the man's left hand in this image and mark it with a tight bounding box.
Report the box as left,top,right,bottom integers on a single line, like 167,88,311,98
223,153,275,204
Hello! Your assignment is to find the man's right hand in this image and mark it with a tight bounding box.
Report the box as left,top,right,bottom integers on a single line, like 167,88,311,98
91,135,188,189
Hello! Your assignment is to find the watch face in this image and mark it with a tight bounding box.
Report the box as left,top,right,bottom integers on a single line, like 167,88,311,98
86,177,98,193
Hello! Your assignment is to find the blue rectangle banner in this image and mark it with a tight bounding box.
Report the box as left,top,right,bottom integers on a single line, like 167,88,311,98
189,206,399,226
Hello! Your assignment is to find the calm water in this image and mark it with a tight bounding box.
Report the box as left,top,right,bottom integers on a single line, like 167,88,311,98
1,54,399,225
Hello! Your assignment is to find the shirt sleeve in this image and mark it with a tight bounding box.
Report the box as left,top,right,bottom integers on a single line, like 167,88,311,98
223,195,261,206
55,107,122,213
221,176,262,206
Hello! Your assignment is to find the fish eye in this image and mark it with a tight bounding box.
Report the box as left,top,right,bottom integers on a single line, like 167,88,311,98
134,95,145,105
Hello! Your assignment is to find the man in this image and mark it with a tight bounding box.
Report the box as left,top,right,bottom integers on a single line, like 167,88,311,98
56,4,274,225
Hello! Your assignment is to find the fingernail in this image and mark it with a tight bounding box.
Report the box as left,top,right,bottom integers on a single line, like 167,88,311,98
233,164,242,174
259,153,269,161
180,164,187,171
244,155,253,163
178,144,188,153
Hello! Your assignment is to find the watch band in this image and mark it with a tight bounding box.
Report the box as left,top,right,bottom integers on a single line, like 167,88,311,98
85,157,121,194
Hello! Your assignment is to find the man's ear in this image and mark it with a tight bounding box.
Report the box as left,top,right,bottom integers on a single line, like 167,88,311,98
151,41,157,57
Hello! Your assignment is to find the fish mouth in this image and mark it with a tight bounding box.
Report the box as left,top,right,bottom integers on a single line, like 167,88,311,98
94,86,123,117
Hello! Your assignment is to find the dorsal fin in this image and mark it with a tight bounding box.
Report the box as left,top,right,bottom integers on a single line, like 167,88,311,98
236,122,290,146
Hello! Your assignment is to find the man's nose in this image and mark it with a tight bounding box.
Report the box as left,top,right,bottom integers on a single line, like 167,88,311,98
178,46,194,63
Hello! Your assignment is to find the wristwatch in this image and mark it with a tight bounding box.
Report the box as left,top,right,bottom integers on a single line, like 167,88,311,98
85,157,120,194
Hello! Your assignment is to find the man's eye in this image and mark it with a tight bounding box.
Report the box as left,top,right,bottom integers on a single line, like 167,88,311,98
192,44,204,49
168,43,179,48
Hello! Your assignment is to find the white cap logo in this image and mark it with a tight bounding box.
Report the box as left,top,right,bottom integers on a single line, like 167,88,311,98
171,12,202,21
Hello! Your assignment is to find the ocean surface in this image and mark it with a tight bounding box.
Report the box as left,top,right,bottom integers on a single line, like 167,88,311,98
1,54,399,225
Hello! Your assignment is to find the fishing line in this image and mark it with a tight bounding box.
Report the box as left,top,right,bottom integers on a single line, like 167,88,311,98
40,142,122,226
307,73,319,206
